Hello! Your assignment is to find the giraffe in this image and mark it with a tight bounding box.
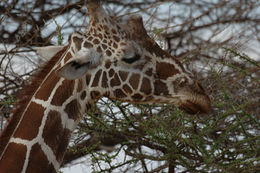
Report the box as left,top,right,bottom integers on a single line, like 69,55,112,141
0,1,211,172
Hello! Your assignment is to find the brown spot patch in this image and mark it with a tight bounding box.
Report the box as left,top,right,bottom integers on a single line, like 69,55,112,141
64,52,72,63
51,80,75,106
77,79,83,92
120,42,127,46
116,24,121,30
123,84,132,94
97,46,102,53
118,71,128,81
156,62,179,80
90,91,101,100
65,99,80,120
97,33,103,40
72,36,83,51
113,36,120,42
110,73,121,87
129,73,140,90
106,50,112,56
55,130,72,163
114,89,127,98
113,42,118,49
145,68,153,76
102,44,108,50
132,94,143,100
86,74,91,85
81,91,86,100
92,20,96,26
93,39,100,44
35,71,60,101
84,41,93,48
86,102,92,110
27,143,56,172
87,36,93,41
91,70,102,87
140,77,152,95
0,143,26,172
13,102,44,140
103,25,109,31
104,91,110,97
102,71,108,88
111,29,117,34
109,69,115,77
105,60,111,69
41,110,71,163
154,80,169,95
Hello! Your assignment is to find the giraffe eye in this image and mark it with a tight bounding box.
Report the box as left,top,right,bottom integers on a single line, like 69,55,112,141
122,54,141,64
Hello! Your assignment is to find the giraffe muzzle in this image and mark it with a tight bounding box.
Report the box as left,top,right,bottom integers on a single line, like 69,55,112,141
178,81,211,114
179,98,211,114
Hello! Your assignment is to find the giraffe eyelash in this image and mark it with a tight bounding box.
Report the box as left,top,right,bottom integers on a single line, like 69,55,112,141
122,54,141,64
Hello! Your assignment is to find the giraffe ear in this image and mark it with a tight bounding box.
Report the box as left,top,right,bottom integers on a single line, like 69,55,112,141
56,59,91,80
56,50,102,80
34,46,65,60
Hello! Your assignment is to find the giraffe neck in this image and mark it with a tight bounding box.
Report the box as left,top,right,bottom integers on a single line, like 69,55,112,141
0,47,93,173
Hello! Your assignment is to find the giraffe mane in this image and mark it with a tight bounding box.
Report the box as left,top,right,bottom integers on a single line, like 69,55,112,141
0,46,68,155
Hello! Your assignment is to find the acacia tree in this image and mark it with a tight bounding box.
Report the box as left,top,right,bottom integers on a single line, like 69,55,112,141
0,0,259,172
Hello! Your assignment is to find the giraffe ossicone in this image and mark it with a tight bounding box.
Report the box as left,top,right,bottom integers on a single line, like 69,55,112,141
0,0,211,172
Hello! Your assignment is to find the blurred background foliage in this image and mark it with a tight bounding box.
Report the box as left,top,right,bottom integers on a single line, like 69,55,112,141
0,0,259,172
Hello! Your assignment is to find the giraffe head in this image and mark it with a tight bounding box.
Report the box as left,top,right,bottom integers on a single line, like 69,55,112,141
56,1,211,114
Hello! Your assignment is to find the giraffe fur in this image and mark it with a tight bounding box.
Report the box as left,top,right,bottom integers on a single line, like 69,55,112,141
0,1,210,172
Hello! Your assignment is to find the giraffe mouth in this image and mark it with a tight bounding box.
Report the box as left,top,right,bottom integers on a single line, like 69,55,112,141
179,99,211,114
178,93,211,114
164,94,210,114
174,80,211,114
